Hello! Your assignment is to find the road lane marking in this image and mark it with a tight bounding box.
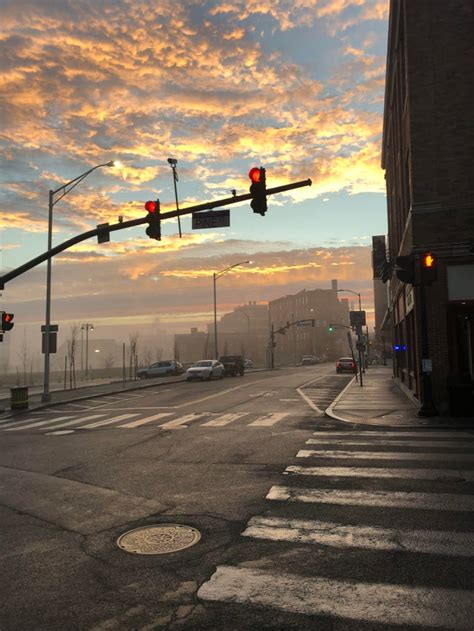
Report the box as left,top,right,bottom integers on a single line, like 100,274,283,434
296,450,474,460
4,416,73,431
284,465,474,482
197,565,474,629
248,412,290,426
82,413,139,429
306,439,473,448
243,516,474,557
296,387,324,414
159,413,208,429
119,412,174,428
266,485,474,511
202,412,248,427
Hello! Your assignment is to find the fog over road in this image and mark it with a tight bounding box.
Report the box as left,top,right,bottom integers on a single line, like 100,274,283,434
0,365,473,630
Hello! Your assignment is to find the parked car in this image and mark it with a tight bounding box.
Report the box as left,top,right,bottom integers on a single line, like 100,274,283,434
219,355,245,376
336,357,357,374
137,360,184,379
244,358,253,369
302,355,319,365
186,360,225,381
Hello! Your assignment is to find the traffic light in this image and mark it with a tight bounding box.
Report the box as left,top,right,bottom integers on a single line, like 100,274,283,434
420,252,437,284
1,312,14,331
145,200,161,240
395,255,415,284
249,167,267,216
328,325,334,333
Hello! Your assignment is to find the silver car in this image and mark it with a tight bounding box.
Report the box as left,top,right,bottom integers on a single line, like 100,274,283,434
186,360,225,381
137,360,184,379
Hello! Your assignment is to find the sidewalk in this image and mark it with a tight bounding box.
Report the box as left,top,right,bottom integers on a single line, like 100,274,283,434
326,366,474,428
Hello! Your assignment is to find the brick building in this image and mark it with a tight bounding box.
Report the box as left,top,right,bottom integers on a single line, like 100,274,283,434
269,280,351,365
381,0,474,415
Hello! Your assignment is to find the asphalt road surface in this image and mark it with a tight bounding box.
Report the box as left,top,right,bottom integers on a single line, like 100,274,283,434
0,365,473,630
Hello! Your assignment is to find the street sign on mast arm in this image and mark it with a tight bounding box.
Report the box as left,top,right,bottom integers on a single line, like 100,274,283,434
0,175,311,290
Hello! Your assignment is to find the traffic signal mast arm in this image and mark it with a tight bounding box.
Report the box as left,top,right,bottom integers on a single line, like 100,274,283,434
0,178,312,289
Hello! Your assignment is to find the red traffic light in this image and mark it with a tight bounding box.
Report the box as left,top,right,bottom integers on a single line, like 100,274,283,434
144,200,157,213
248,167,261,183
423,253,435,268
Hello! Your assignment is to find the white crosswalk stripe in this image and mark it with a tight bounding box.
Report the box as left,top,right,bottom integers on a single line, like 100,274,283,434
48,414,107,429
4,415,73,431
248,412,289,426
202,412,248,427
198,565,474,629
285,465,474,481
82,413,139,429
306,439,473,448
199,428,474,628
243,515,474,557
118,412,174,428
297,449,474,460
158,413,208,429
266,485,474,511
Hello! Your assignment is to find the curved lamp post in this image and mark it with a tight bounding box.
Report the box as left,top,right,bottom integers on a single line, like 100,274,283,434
42,161,119,401
213,261,252,358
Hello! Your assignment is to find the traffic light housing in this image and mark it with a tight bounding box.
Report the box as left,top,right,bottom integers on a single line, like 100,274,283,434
145,200,161,240
420,252,437,284
249,167,267,216
1,312,14,331
395,255,415,284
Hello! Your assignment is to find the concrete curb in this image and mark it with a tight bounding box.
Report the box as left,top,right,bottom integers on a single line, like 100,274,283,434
324,376,357,424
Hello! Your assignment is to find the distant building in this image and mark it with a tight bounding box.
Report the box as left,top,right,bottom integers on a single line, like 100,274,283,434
382,0,474,415
269,280,351,365
174,328,209,365
208,302,269,365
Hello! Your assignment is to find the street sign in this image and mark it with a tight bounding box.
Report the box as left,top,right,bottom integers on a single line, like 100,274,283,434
350,310,366,327
192,210,230,230
297,319,314,327
41,324,59,332
42,332,57,354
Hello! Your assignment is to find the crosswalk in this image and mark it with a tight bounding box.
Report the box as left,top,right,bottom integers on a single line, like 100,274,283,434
197,429,474,629
0,410,292,433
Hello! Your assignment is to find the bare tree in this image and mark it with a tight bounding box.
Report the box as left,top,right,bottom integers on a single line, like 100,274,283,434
103,353,115,373
18,331,30,385
142,347,152,368
129,332,140,380
67,324,79,389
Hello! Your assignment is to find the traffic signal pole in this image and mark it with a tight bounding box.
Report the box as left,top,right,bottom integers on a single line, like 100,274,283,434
0,178,312,289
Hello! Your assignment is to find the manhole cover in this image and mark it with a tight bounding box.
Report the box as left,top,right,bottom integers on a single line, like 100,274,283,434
117,524,201,555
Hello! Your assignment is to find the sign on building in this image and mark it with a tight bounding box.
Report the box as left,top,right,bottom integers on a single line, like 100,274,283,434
372,235,387,279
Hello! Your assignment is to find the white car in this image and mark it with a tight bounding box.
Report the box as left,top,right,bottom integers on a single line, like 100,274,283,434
186,360,225,381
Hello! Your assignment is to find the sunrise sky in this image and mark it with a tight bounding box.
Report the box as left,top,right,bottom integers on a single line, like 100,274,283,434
0,0,389,361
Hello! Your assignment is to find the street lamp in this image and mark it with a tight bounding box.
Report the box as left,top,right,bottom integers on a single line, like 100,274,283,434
81,323,94,378
213,261,252,358
337,288,362,311
42,161,118,401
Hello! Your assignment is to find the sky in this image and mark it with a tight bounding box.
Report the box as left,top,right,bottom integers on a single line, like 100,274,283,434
0,0,389,365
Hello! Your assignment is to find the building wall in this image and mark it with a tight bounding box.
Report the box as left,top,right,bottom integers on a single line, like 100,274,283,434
269,281,351,364
382,0,474,415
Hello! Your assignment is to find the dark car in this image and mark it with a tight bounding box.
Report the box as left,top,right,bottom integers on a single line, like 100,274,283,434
218,355,245,376
336,357,357,374
137,360,184,379
302,355,319,365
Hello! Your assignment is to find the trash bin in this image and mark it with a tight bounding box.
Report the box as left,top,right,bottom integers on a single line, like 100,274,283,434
10,386,29,410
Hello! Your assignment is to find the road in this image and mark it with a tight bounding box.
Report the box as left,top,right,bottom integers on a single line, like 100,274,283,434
0,365,473,630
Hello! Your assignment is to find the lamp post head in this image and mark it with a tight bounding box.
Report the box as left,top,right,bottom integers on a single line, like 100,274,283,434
106,160,121,168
